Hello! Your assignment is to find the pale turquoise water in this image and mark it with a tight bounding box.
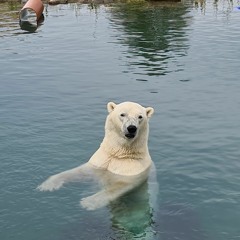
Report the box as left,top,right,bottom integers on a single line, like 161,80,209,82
1,1,240,239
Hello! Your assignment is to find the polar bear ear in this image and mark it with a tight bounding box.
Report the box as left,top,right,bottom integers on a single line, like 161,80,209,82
146,107,154,118
107,102,117,113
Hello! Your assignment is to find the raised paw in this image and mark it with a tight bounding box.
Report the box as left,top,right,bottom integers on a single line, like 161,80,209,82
37,175,64,192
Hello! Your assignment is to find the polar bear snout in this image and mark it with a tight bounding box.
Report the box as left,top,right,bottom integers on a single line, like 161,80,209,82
125,125,137,139
127,125,137,133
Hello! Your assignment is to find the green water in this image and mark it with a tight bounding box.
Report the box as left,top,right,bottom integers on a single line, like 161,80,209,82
1,1,240,239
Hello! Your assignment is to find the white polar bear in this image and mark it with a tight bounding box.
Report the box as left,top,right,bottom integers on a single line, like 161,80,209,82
37,101,155,210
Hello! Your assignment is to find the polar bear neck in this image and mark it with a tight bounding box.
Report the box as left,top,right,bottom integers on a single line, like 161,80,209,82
88,121,152,175
101,140,148,159
99,131,151,175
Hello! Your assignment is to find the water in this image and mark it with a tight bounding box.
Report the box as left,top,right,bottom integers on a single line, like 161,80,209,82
1,0,240,239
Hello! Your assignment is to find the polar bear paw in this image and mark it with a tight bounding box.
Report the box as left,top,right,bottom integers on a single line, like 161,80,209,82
37,175,64,192
80,194,110,211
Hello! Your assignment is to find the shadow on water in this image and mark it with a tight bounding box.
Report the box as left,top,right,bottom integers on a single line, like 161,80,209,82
109,2,192,76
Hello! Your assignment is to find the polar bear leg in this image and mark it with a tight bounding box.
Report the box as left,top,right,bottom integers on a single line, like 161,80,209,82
37,163,91,191
80,190,111,210
80,181,135,210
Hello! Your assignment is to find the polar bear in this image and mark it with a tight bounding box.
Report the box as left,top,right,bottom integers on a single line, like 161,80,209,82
37,101,155,210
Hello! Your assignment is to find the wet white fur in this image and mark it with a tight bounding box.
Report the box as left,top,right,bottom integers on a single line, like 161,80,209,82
37,101,154,210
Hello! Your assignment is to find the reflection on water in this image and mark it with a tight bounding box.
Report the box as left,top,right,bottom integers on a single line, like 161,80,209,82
109,3,191,76
0,2,21,36
195,0,234,15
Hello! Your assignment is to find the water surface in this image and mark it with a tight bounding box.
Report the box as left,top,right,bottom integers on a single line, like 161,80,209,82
1,1,240,239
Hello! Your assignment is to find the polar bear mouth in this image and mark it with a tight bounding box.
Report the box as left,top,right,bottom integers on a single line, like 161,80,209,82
125,133,136,139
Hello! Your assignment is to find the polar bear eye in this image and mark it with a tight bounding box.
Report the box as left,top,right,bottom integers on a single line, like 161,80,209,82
138,115,143,120
120,113,126,117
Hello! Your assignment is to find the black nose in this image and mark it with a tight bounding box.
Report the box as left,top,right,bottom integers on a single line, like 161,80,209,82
127,125,137,134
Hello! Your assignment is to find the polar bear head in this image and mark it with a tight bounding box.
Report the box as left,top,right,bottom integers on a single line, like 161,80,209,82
105,102,154,146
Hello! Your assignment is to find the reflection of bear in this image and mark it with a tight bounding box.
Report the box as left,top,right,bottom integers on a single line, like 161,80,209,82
37,101,155,211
